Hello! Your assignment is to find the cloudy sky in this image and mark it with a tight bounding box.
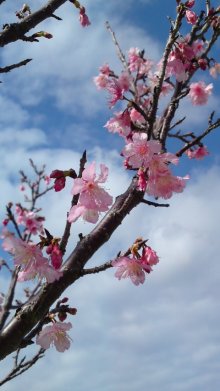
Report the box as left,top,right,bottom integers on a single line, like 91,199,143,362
1,1,220,390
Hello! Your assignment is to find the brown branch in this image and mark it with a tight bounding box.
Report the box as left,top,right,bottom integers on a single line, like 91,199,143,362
81,261,113,276
0,0,68,47
141,199,170,207
0,267,19,331
0,59,32,73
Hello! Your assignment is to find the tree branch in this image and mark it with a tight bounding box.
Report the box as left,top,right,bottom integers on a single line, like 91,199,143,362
0,59,32,73
0,0,68,47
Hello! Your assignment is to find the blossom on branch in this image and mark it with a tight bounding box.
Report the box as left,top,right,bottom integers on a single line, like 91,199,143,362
68,162,113,224
185,146,209,159
36,322,72,352
1,230,62,283
112,245,159,285
15,205,44,235
122,133,161,169
189,81,213,105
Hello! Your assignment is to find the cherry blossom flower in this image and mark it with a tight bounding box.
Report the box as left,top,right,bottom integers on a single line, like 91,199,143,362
129,108,145,123
18,257,63,283
128,47,143,72
122,133,161,169
93,73,109,90
112,246,159,285
185,146,209,159
104,111,131,137
189,81,213,105
210,63,220,78
46,243,63,269
140,246,159,266
112,256,146,285
185,0,195,8
36,322,72,352
1,231,62,283
185,10,198,24
106,73,131,108
44,175,51,185
146,171,189,199
147,152,179,178
79,7,90,27
137,168,147,191
15,205,44,235
68,162,113,224
50,170,66,192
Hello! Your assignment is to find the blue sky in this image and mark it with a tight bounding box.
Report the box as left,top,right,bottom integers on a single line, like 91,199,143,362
1,1,220,390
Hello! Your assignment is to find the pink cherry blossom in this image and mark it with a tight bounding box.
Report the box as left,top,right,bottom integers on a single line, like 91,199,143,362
185,146,209,159
79,7,90,27
122,133,161,169
104,111,131,137
99,63,111,75
18,256,63,283
112,256,146,285
137,168,147,191
128,47,143,72
36,322,72,352
210,63,220,78
147,152,179,179
46,243,63,269
129,108,145,123
15,205,44,235
106,73,130,108
1,231,62,283
189,81,213,105
166,56,188,82
93,73,109,90
68,162,113,224
141,246,159,266
44,175,51,185
185,10,198,24
185,1,195,8
146,171,189,199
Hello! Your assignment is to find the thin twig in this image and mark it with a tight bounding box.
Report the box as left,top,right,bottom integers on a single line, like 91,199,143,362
105,21,128,71
176,118,220,157
0,267,19,331
141,199,170,207
0,348,45,386
0,59,32,73
59,150,87,255
81,261,113,276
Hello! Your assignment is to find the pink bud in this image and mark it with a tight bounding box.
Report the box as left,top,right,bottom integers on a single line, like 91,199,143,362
50,170,64,179
185,9,198,24
185,0,195,8
54,177,66,192
198,58,208,70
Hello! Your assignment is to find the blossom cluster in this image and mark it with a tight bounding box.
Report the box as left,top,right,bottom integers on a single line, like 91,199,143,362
1,230,62,283
112,244,159,286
